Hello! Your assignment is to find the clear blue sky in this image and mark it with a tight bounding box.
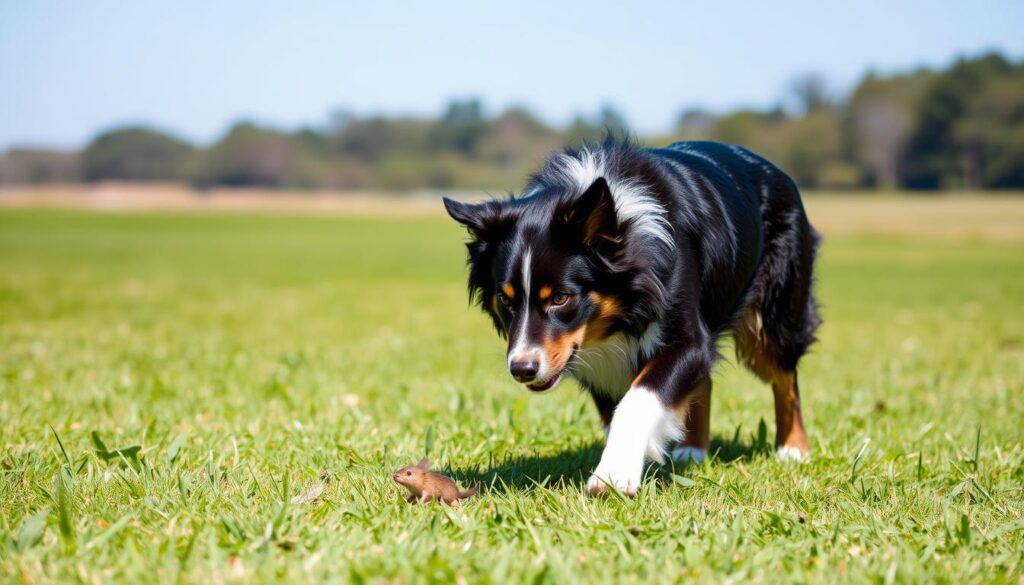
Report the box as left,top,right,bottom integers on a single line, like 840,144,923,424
1,1,1021,149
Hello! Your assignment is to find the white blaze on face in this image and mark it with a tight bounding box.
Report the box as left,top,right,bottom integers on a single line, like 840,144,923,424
506,247,550,380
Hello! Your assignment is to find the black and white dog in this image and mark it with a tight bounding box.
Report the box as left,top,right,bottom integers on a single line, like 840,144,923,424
444,138,820,495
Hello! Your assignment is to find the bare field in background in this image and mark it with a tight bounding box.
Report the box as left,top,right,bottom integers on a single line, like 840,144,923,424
3,183,1024,239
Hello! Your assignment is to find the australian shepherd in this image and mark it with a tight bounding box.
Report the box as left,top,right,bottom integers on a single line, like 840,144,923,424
443,138,821,495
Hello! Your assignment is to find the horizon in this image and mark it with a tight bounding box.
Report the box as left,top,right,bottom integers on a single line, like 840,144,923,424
2,1,1022,151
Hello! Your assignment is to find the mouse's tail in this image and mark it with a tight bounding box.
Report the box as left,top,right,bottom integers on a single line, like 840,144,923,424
460,484,478,499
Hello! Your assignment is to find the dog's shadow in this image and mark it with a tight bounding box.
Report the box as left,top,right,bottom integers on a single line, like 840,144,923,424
450,441,604,492
708,433,771,463
449,433,771,494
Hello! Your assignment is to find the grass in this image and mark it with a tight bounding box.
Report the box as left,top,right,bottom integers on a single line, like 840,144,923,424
1,204,1023,583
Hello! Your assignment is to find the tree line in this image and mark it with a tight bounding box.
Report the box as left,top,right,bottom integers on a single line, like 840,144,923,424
2,52,1021,192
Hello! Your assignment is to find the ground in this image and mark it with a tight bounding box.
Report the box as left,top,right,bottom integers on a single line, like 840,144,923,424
1,196,1022,583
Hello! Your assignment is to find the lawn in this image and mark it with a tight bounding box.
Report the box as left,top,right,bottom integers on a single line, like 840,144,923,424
1,203,1022,583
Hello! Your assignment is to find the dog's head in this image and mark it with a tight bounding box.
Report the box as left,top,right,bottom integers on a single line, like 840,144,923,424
444,177,648,391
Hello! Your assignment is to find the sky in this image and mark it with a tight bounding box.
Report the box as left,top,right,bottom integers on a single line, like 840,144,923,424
1,1,1022,150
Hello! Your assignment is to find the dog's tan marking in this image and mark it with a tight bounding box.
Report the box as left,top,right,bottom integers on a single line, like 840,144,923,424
538,285,552,301
502,283,515,299
583,292,621,345
543,327,586,375
734,305,809,454
582,196,614,245
631,361,653,387
770,371,808,453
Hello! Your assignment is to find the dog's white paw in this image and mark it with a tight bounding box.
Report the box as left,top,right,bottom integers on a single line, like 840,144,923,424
777,445,809,462
586,470,640,496
671,446,707,465
586,454,643,496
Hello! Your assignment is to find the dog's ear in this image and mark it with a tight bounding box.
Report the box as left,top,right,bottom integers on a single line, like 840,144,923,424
443,197,515,242
557,177,618,246
443,197,483,230
445,197,517,336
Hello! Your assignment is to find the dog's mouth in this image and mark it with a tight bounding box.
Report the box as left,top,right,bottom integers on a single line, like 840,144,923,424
526,372,562,392
524,347,578,393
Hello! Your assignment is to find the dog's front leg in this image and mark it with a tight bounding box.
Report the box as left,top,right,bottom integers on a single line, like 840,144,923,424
586,341,712,496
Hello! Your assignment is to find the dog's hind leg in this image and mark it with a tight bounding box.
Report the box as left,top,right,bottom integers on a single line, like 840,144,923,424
770,370,809,461
735,177,820,460
672,379,710,464
734,306,810,459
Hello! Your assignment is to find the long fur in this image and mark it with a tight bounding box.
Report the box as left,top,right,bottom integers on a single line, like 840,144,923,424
444,135,821,457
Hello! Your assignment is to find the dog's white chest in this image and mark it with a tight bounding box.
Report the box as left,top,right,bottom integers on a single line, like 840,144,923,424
570,324,662,397
571,334,641,398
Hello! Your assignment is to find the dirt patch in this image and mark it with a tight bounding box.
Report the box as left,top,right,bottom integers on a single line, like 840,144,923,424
804,195,1024,240
0,183,454,218
3,183,1023,239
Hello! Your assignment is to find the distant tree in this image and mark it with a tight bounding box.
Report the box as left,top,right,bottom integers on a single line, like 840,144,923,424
789,73,830,115
596,104,630,135
565,114,603,145
675,108,717,139
847,70,933,188
23,51,1024,193
335,116,433,162
430,99,487,156
294,127,330,154
953,70,1024,188
82,126,194,182
328,109,357,135
0,148,80,184
563,105,631,145
904,53,1021,188
711,109,786,161
783,109,853,188
478,106,560,173
708,107,856,189
196,122,300,187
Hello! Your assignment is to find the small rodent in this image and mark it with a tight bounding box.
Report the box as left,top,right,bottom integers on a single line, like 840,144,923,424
393,458,477,506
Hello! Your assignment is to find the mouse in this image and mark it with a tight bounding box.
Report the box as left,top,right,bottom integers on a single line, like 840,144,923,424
393,458,477,506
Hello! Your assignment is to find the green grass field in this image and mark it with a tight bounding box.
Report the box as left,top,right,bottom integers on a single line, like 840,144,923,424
2,206,1023,583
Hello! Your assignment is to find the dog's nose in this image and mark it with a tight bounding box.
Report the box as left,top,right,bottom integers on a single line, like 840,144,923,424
509,358,540,382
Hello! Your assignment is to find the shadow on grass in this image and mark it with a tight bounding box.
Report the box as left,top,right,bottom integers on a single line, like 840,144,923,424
449,432,773,493
708,433,772,463
449,441,604,492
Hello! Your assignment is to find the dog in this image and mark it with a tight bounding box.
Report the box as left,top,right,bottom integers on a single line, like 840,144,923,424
443,137,820,495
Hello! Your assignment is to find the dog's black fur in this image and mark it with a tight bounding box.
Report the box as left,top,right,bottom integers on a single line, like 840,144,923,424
444,137,820,488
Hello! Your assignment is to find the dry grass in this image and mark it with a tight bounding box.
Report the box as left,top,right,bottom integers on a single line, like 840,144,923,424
4,183,1024,239
0,183,448,218
804,194,1024,240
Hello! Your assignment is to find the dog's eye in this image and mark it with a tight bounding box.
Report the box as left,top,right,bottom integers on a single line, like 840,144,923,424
497,293,511,307
551,292,572,306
